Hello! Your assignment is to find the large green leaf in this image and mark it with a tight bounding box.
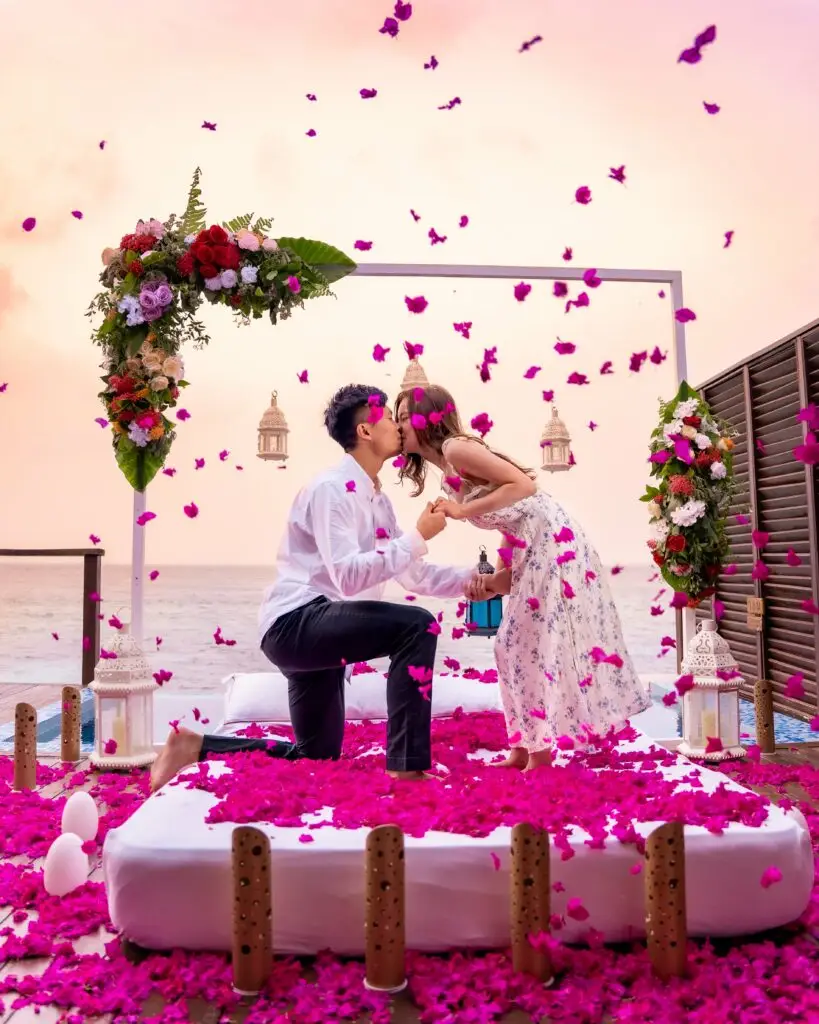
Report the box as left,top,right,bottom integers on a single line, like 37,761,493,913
115,437,165,491
277,237,357,284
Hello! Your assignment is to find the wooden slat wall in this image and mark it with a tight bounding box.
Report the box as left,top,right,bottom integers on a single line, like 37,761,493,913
695,372,757,694
692,326,819,720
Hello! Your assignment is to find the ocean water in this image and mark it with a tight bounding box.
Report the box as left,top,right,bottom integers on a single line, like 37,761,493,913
0,562,811,747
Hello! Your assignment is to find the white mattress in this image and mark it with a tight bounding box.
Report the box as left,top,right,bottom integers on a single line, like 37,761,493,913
104,729,814,954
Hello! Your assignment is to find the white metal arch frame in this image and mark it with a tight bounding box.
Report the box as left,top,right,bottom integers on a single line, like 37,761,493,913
352,263,688,383
353,262,694,654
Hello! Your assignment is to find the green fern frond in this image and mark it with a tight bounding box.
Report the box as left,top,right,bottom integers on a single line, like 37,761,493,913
181,167,208,236
252,216,274,235
222,213,254,233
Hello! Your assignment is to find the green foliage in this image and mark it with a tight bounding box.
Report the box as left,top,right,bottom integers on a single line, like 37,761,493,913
277,237,357,284
181,167,207,237
222,213,254,233
114,437,166,492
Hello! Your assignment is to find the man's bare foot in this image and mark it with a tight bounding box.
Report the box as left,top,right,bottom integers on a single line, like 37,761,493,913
493,747,528,769
387,769,435,781
150,727,204,792
522,748,554,773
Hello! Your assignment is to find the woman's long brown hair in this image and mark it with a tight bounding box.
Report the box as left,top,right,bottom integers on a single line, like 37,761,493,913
395,384,535,497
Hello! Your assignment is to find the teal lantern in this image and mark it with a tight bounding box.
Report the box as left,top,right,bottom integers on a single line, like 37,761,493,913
467,546,504,638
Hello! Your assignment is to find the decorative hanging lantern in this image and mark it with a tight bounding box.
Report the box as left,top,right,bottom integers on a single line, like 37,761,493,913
467,546,504,638
400,357,430,392
89,625,158,770
257,391,290,462
540,407,572,472
676,618,744,762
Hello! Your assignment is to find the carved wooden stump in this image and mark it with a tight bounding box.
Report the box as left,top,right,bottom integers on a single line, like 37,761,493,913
231,826,272,996
364,824,407,993
61,686,82,764
754,679,775,754
510,823,553,983
13,702,37,792
644,821,688,980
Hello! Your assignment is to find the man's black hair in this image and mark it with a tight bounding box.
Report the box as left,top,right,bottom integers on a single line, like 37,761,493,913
323,384,388,451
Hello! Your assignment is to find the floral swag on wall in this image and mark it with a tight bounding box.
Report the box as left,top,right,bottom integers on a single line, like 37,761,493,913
86,168,356,491
642,381,737,607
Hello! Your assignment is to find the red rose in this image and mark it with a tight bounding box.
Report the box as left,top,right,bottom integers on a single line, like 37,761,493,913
682,415,702,427
118,409,135,423
213,243,240,270
230,294,243,307
171,386,179,398
208,225,228,245
666,534,686,553
705,564,720,579
191,242,214,264
114,376,136,395
652,551,665,566
177,253,194,276
199,264,218,279
129,259,144,277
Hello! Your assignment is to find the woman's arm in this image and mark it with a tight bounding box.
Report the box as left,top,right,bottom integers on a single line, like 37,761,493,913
443,438,536,517
485,567,512,595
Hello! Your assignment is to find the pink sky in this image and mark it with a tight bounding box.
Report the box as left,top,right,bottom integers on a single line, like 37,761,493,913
1,0,819,569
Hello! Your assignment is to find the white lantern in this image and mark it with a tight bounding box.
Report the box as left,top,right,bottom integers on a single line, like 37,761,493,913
400,357,430,392
677,618,744,762
89,625,158,770
256,391,290,462
540,407,571,473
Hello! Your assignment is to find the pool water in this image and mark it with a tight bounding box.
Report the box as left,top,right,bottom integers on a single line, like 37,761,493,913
0,686,813,757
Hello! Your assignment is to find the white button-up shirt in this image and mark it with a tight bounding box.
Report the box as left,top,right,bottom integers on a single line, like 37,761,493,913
258,454,473,643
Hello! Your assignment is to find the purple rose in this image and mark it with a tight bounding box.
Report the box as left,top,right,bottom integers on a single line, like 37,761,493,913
220,269,238,289
154,284,173,307
139,289,163,318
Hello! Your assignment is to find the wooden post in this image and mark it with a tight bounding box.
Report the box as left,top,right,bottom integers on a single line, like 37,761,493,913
231,826,272,996
82,552,102,687
510,823,553,983
364,824,407,993
753,679,775,754
61,686,82,764
14,702,37,792
644,821,687,980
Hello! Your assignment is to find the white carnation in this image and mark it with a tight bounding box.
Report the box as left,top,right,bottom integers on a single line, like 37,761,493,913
670,499,707,527
663,419,683,444
674,398,700,419
694,433,711,450
649,519,670,542
710,461,727,480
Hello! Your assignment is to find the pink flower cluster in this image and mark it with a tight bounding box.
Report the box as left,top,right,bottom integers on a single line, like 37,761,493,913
0,715,817,1023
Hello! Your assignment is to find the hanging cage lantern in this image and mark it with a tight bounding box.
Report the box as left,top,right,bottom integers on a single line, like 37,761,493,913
676,618,744,762
467,546,504,638
89,624,158,770
540,407,571,473
257,391,290,462
400,357,430,392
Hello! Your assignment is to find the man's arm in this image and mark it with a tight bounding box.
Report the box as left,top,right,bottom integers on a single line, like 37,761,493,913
311,481,427,597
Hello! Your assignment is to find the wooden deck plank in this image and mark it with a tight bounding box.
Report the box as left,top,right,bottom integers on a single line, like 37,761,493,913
0,685,83,730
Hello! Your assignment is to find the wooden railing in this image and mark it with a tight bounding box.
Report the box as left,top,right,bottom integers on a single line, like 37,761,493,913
0,548,104,686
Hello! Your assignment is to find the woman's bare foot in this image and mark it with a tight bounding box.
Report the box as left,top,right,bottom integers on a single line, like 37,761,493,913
150,727,204,792
387,769,435,781
493,747,528,769
522,748,554,773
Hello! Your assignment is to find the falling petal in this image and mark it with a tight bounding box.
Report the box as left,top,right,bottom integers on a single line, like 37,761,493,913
555,339,576,355
94,417,108,428
786,548,802,566
760,866,782,889
360,88,378,99
306,93,317,101
574,186,592,205
202,121,217,130
405,295,428,314
523,366,541,379
519,35,543,52
724,230,734,248
297,370,309,383
542,390,554,402
562,247,573,261
183,502,199,519
149,570,160,581
372,344,390,362
608,165,626,184
703,101,720,114
513,281,531,302
22,217,36,232
459,215,469,227
176,409,191,421
354,240,373,251
423,55,438,70
136,511,156,526
71,210,83,220
306,128,317,137
675,307,697,323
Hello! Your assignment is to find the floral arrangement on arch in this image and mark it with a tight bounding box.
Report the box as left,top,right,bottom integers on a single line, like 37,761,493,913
641,381,736,606
86,168,356,491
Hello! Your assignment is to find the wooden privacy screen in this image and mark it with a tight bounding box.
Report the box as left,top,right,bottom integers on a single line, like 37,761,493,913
688,318,819,721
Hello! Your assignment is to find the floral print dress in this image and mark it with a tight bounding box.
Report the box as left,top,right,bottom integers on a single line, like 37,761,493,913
442,442,651,751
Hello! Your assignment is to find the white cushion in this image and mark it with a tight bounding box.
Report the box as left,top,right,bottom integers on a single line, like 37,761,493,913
221,669,501,726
